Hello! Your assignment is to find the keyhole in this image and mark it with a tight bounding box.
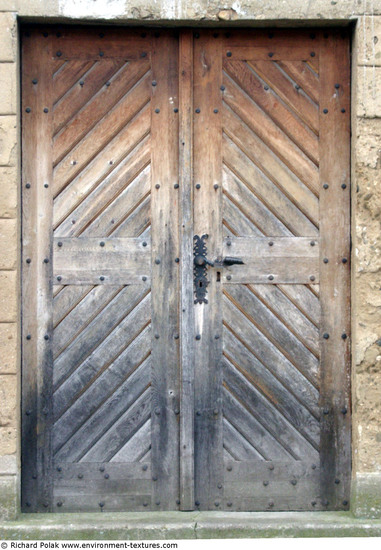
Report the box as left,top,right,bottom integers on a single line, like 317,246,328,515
216,271,221,282
198,281,203,288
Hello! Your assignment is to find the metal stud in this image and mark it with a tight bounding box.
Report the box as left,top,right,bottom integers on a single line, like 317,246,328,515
227,239,231,246
323,258,329,263
323,108,328,114
195,108,201,114
152,475,158,481
155,108,160,114
142,241,148,247
213,409,218,415
214,184,219,189
295,84,300,90
341,407,348,415
323,407,330,415
310,52,316,57
341,183,347,189
155,334,160,339
155,258,161,264
343,500,348,506
196,183,201,189
312,464,316,470
218,483,223,489
310,241,316,246
57,466,62,472
26,183,31,188
268,275,274,281
99,466,105,472
32,474,37,479
341,333,347,339
342,258,348,264
57,501,63,507
26,334,31,340
143,502,148,507
26,409,32,415
226,51,232,57
227,465,233,471
291,479,297,486
215,335,220,339
174,108,178,113
32,78,38,85
174,334,179,339
174,409,180,415
323,333,329,339
220,85,226,91
195,334,201,340
264,85,269,91
196,411,201,416
310,275,316,281
78,473,83,479
26,502,31,507
227,275,232,281
341,108,346,113
44,258,49,263
80,80,85,87
99,52,104,57
269,241,274,246
99,276,105,281
176,499,181,505
26,107,31,113
44,334,49,340
227,502,233,507
268,52,274,57
268,500,274,507
323,183,329,189
57,276,62,282
311,500,317,506
44,183,49,188
56,51,62,57
335,478,340,484
174,183,179,189
99,502,105,508
335,84,340,89
214,501,220,507
155,184,160,189
141,52,147,58
43,502,49,508
214,109,219,114
263,480,269,486
104,473,109,479
43,108,49,113
26,258,31,264
152,80,157,86
142,464,148,471
268,464,274,471
195,500,200,506
175,257,180,263
100,241,105,247
142,276,147,282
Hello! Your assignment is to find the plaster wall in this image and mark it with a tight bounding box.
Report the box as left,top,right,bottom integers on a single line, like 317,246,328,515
0,0,380,522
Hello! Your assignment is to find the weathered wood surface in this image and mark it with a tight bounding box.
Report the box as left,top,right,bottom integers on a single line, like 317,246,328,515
21,28,54,512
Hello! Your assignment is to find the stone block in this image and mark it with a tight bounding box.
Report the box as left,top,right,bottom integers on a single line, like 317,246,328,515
0,63,17,115
0,475,17,521
0,116,17,166
0,323,17,374
0,453,17,475
356,16,381,66
0,12,17,62
357,66,381,117
355,117,381,168
0,271,17,322
352,473,381,518
0,218,17,270
0,427,17,455
0,375,17,427
0,166,18,218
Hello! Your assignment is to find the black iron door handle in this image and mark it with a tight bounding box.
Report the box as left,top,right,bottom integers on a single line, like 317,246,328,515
221,256,244,266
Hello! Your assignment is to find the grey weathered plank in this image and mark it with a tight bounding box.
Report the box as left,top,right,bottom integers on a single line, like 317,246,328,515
223,295,319,411
150,30,180,510
53,285,93,327
111,419,151,462
223,193,264,237
53,237,151,285
21,28,54,512
223,418,264,461
318,31,351,510
278,283,321,327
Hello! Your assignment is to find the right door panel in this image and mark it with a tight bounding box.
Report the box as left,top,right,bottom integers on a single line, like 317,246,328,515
193,29,351,511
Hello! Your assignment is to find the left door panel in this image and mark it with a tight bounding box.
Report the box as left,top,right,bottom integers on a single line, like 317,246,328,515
21,26,180,512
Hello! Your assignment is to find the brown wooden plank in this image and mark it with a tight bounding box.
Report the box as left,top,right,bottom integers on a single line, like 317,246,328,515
150,30,180,511
223,105,319,226
21,28,54,513
224,60,319,165
318,31,351,510
178,30,195,511
223,46,319,62
54,137,150,236
53,59,95,105
193,30,224,510
223,136,318,237
111,419,151,462
222,72,319,194
223,193,264,237
53,285,92,327
278,284,321,327
277,61,320,104
53,61,151,164
248,60,319,133
113,196,150,238
53,237,151,285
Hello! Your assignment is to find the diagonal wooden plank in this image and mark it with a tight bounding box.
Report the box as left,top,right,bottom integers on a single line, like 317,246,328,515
113,196,150,238
53,99,150,202
224,59,319,165
53,59,125,134
53,285,148,388
223,193,264,237
223,105,319,226
82,165,150,238
80,388,151,463
223,136,318,237
223,71,319,194
224,358,319,457
53,331,151,449
53,124,150,233
53,284,121,358
223,295,319,412
223,167,292,237
278,284,320,327
277,61,319,104
110,419,151,462
248,60,319,133
53,291,151,416
53,63,151,165
53,59,95,105
53,285,92,327
248,283,319,356
226,285,319,384
223,326,319,423
223,418,264,461
223,388,291,460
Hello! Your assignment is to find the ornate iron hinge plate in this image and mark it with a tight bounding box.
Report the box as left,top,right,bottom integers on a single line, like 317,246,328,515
193,234,210,304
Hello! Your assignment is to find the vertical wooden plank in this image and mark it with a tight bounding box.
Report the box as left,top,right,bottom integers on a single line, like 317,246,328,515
319,30,351,510
150,30,180,511
179,30,195,511
193,31,224,510
21,27,54,512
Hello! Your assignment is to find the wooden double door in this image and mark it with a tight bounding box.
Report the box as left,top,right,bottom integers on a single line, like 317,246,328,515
21,26,351,513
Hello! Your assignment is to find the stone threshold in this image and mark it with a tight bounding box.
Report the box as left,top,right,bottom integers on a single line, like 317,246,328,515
1,511,381,539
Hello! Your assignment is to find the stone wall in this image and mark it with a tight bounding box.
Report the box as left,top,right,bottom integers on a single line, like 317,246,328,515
0,0,380,521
